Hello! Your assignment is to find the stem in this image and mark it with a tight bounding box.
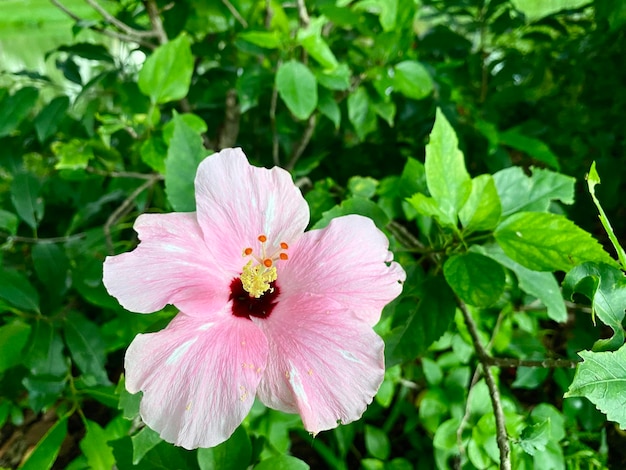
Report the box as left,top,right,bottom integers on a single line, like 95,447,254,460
286,113,317,171
221,0,248,27
84,0,156,37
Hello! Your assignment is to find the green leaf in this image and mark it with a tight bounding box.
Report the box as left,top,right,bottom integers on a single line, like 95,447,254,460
586,161,626,270
276,60,318,120
238,30,281,49
19,417,68,470
197,426,251,470
387,276,457,362
0,267,40,312
296,16,339,69
80,419,116,470
459,174,501,232
24,321,67,377
511,0,592,22
117,376,141,420
132,426,163,465
494,212,617,272
0,209,19,236
371,100,395,127
52,139,94,170
498,127,560,169
254,455,309,470
348,176,378,199
406,193,454,227
347,86,377,141
138,34,194,104
562,262,626,350
354,0,398,31
317,88,341,128
11,172,44,230
316,63,351,91
312,197,389,231
140,137,168,174
34,96,69,143
32,243,70,297
392,60,433,100
493,166,574,217
63,312,110,384
424,108,471,225
165,113,210,212
481,244,566,322
565,343,626,429
443,252,506,307
0,320,32,372
364,425,391,460
0,86,39,137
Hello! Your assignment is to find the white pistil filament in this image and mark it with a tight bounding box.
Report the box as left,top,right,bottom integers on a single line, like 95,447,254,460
240,234,289,298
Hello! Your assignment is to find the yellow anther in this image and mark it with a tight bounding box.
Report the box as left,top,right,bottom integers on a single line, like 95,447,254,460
240,260,277,298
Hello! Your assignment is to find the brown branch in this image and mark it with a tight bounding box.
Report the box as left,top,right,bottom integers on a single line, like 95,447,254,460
84,0,156,38
86,167,165,180
221,0,248,27
8,233,86,244
485,356,579,369
270,61,281,166
144,0,168,44
286,113,316,171
51,0,155,49
457,297,511,470
264,0,273,29
296,0,310,27
217,89,241,149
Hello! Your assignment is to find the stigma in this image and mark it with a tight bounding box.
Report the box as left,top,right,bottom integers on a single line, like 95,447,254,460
240,235,289,298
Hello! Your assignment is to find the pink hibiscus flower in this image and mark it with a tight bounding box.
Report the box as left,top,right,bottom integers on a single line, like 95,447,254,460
103,148,406,449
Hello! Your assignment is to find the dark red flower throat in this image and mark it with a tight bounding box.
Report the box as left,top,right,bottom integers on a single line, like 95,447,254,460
230,278,280,319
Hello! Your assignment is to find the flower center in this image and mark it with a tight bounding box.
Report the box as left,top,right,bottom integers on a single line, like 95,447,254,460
239,234,289,298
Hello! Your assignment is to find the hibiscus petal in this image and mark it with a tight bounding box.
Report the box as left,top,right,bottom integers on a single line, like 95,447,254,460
194,148,309,271
103,212,230,316
281,214,406,325
253,294,385,435
125,312,268,449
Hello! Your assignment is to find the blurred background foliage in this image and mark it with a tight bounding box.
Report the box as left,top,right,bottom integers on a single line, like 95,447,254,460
1,0,626,469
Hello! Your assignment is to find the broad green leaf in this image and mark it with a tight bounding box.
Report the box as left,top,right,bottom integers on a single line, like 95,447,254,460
63,312,110,384
316,63,351,91
138,34,194,104
347,86,377,140
24,321,67,377
424,108,471,224
0,320,31,372
511,0,592,22
238,30,281,49
165,113,210,212
312,197,389,231
386,276,457,362
493,166,574,217
32,243,70,297
587,161,626,269
11,172,44,230
365,425,391,460
494,212,616,272
392,60,433,100
443,253,506,307
0,267,40,312
197,426,251,470
254,455,309,470
140,137,168,174
348,176,378,199
481,244,566,322
80,419,116,470
562,262,626,350
317,89,341,128
162,113,208,144
52,139,94,170
520,419,551,456
565,343,626,429
34,96,69,143
372,100,395,127
0,86,39,137
354,0,398,31
459,174,501,232
531,404,565,442
276,60,318,120
498,127,560,169
19,417,68,470
23,375,67,413
0,209,19,236
296,16,339,69
117,376,141,420
110,436,200,469
132,426,162,465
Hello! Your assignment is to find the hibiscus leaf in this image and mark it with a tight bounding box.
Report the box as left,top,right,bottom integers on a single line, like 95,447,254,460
165,113,210,212
131,426,162,465
443,252,505,307
254,455,310,470
63,312,110,385
392,60,433,100
0,320,32,372
80,419,116,470
494,212,617,272
565,344,626,429
276,60,317,120
197,426,251,470
313,197,389,230
459,174,502,233
19,416,68,470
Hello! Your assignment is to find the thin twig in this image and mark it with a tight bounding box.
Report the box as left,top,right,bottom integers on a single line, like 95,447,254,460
296,0,310,26
84,0,157,37
51,0,155,49
7,233,86,244
270,60,281,166
144,0,168,44
221,0,248,27
104,176,160,254
457,297,511,470
217,89,241,149
86,167,165,180
264,0,273,29
485,357,579,369
286,113,317,171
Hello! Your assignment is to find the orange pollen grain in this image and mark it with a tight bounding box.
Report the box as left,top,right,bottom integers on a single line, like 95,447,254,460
279,253,288,260
243,247,253,256
263,259,273,267
258,235,267,243
280,242,289,250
